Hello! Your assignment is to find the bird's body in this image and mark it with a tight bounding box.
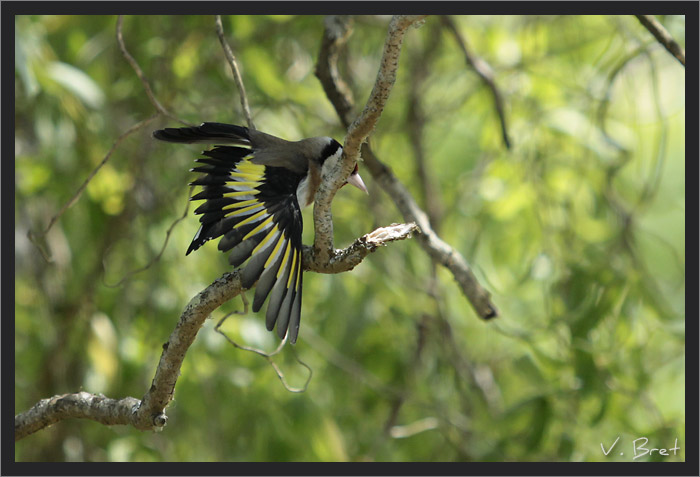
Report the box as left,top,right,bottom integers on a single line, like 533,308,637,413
153,122,366,344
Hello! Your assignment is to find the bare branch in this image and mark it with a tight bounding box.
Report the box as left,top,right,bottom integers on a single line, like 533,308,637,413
116,16,193,126
343,15,427,166
315,16,355,130
17,218,411,438
18,272,245,439
27,114,160,262
635,15,685,67
304,222,418,274
15,392,140,441
215,15,256,129
363,150,498,320
18,219,414,436
315,16,498,320
441,16,511,149
312,14,427,265
314,15,355,128
17,15,431,442
129,270,244,431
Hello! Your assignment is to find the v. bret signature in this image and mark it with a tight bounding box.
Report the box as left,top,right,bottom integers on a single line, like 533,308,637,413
601,436,681,460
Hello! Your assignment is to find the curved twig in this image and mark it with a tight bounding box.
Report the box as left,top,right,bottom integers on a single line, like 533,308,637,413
215,15,256,130
103,186,193,288
440,15,511,149
214,295,313,393
116,16,193,126
27,114,160,262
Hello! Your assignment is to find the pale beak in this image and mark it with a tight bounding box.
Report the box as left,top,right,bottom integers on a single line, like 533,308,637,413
347,172,369,194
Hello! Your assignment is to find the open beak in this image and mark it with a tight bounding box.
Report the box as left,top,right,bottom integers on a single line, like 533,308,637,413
347,171,369,194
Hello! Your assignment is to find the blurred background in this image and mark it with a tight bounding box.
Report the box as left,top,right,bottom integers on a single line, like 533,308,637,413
14,15,685,462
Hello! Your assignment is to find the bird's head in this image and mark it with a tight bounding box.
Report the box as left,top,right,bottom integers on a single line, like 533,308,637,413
316,138,368,194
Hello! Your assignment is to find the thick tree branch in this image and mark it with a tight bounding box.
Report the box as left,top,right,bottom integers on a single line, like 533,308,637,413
16,15,432,441
304,222,418,274
316,16,498,320
15,393,141,441
130,270,243,430
215,15,256,129
635,15,685,67
311,15,427,265
314,15,355,128
15,221,417,439
363,151,497,319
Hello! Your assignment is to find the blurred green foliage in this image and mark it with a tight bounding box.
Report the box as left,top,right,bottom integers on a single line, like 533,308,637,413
15,15,685,462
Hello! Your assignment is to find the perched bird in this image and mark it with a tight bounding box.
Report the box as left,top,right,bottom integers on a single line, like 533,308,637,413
153,122,367,344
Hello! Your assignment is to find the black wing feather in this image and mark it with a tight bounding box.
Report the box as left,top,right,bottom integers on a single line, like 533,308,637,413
288,269,303,344
154,124,307,343
153,122,250,145
265,243,293,332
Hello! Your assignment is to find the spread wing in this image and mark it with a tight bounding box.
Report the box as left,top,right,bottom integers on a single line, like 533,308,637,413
155,126,306,343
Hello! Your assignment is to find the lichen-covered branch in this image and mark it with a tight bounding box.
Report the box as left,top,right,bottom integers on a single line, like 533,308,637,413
635,15,685,67
130,270,243,431
15,393,141,441
315,15,498,320
304,222,418,274
15,220,416,440
311,15,427,265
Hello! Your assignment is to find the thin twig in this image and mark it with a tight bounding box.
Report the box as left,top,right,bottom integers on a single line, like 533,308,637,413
102,186,194,288
27,114,160,262
214,295,313,393
116,16,193,126
635,15,685,67
215,15,256,130
440,15,511,149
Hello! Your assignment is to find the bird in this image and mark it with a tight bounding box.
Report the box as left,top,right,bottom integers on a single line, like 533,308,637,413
153,122,368,344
